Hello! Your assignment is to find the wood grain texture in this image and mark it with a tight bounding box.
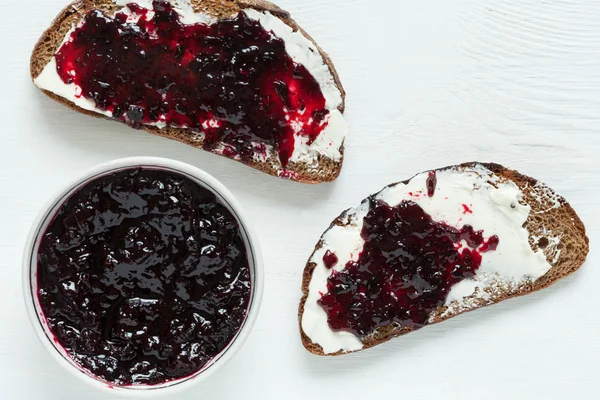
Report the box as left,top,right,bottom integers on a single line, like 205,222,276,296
0,0,599,399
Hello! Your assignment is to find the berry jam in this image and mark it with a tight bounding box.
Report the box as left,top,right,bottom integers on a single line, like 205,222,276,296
54,1,330,167
319,199,499,337
36,168,251,385
322,250,338,269
426,171,437,197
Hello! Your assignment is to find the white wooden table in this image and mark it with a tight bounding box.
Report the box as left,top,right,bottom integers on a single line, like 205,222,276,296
1,0,599,398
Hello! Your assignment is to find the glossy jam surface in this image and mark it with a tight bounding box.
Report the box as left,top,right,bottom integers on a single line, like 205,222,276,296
322,250,338,269
36,168,251,385
54,1,330,167
319,199,499,337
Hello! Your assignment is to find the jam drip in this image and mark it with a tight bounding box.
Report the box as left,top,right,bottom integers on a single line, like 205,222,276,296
54,1,330,167
36,169,251,385
426,171,437,197
322,250,338,269
319,200,499,337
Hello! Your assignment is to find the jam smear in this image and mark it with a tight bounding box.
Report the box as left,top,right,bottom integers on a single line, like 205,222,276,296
318,200,499,337
322,250,338,269
426,171,437,197
54,1,330,167
36,168,251,385
480,235,499,252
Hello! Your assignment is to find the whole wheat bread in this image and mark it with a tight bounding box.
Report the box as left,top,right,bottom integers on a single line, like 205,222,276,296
299,162,589,355
30,0,346,183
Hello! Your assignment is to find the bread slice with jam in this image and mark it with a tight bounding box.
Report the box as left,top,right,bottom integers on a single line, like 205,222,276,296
31,0,347,183
299,162,588,355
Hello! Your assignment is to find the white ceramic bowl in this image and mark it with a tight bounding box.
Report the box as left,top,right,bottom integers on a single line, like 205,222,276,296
22,157,264,396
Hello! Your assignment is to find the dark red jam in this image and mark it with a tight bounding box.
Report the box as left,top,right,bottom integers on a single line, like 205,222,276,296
54,1,330,167
322,250,338,269
319,199,499,337
426,171,437,197
36,168,251,385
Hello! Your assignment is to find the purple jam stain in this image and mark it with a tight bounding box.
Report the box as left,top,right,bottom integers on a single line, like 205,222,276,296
426,171,437,197
318,199,499,337
36,168,251,385
54,1,330,167
322,250,338,269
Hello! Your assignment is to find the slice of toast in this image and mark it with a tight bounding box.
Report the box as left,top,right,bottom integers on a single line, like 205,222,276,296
299,162,588,355
30,0,346,183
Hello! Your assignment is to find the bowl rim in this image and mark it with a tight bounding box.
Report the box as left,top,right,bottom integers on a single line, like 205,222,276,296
22,156,264,396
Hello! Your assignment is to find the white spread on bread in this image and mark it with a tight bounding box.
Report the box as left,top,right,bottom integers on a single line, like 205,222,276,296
34,0,347,171
301,164,555,355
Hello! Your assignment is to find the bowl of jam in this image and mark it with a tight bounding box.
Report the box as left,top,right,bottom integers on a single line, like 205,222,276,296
22,157,263,394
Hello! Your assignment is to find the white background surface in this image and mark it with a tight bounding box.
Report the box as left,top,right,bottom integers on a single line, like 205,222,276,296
0,0,599,398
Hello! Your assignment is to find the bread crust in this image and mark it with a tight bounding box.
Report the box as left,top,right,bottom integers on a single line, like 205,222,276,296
298,162,589,355
30,0,346,184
